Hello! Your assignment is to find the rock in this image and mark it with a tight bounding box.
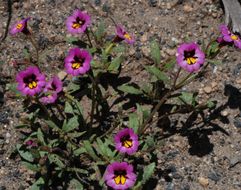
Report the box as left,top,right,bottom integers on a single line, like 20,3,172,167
181,184,190,190
233,117,241,128
5,132,11,139
204,86,212,94
211,82,217,88
141,46,150,57
140,33,148,43
0,111,9,124
165,182,174,190
198,177,209,187
57,71,67,81
229,157,241,168
208,170,221,182
95,0,101,6
165,49,176,56
0,186,6,190
221,110,229,117
149,0,157,7
183,5,193,12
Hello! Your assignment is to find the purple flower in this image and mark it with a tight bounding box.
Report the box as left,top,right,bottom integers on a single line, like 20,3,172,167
104,162,136,190
25,140,38,148
176,42,205,73
115,25,135,44
10,18,30,35
16,66,45,96
219,24,241,49
64,48,92,76
114,128,139,155
66,9,91,34
39,93,58,105
39,76,63,104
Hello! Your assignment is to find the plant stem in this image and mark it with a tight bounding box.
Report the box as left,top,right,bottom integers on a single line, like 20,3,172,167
88,73,97,127
28,35,39,65
55,104,66,120
139,90,173,134
36,98,51,120
86,30,93,48
175,73,193,90
105,43,115,54
172,67,181,90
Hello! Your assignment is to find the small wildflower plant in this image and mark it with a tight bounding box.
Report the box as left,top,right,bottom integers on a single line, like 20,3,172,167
8,7,240,190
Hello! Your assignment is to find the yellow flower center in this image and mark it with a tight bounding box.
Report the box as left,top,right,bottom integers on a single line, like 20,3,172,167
72,62,81,69
28,81,37,89
16,23,23,29
123,140,133,148
231,35,238,41
186,57,197,65
114,175,127,185
72,23,81,29
124,33,131,40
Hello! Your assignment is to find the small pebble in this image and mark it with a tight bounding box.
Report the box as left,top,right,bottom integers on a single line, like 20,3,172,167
204,86,212,94
183,5,193,12
221,110,229,117
198,177,209,187
208,170,221,182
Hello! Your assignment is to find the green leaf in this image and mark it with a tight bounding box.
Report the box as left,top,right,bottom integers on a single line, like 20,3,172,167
48,154,65,168
45,120,59,130
23,48,30,60
207,100,216,108
129,113,139,133
68,131,86,138
144,65,169,82
206,41,220,57
37,128,46,145
178,92,195,105
62,116,79,132
113,45,125,54
64,101,74,114
6,83,21,96
83,140,99,160
95,138,107,157
150,40,161,65
142,162,156,184
21,161,39,172
107,55,124,73
164,57,176,70
17,144,34,162
67,82,81,93
30,177,44,190
141,83,153,96
69,179,84,190
117,84,142,95
15,124,30,129
207,59,222,65
95,21,105,41
65,36,78,44
73,147,86,156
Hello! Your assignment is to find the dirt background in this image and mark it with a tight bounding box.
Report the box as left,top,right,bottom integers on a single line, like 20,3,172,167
0,0,241,189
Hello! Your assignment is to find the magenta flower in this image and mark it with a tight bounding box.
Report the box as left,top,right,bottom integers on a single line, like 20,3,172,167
25,140,38,148
219,24,241,49
104,162,137,190
39,76,63,104
115,25,135,44
114,128,139,155
64,48,92,76
66,9,91,34
176,42,205,73
10,17,30,35
39,93,58,105
16,66,45,96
